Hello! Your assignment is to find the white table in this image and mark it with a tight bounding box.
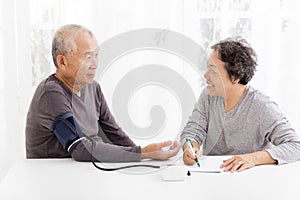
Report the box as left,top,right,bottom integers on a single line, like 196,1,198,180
0,157,299,200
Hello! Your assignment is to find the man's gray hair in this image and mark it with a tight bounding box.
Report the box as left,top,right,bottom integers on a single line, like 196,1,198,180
52,24,94,67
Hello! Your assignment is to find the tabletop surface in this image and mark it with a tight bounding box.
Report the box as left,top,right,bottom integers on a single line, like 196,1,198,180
0,156,299,200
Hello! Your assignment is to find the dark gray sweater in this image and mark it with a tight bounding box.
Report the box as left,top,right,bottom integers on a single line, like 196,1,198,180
181,86,300,164
26,74,141,162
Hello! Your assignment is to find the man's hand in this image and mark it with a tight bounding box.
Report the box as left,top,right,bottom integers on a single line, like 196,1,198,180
182,141,200,165
141,141,180,160
220,151,277,172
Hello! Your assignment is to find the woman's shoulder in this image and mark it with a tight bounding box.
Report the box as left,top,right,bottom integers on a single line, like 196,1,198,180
247,86,272,102
246,85,279,110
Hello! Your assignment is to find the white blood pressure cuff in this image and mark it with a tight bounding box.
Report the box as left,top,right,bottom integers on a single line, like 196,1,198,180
52,112,85,154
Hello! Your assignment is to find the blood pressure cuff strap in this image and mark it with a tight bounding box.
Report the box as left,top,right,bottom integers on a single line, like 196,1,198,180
52,112,85,154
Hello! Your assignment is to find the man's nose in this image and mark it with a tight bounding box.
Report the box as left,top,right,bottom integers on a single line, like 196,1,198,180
204,69,209,80
90,56,98,69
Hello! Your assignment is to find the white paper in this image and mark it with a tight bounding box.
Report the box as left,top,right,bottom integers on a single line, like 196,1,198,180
188,156,232,173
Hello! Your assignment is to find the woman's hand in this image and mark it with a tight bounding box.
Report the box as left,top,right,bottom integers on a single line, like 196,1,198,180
182,141,201,165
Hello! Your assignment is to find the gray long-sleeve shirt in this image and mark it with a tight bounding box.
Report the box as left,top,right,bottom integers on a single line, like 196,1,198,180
180,86,300,164
26,74,141,162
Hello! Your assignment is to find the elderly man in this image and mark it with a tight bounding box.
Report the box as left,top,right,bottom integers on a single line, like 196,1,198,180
26,24,180,162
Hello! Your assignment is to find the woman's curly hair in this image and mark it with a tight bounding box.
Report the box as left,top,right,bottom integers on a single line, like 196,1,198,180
211,38,257,85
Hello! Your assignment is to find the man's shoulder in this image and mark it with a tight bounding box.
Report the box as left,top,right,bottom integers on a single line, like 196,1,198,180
87,80,101,90
38,74,70,95
85,80,102,96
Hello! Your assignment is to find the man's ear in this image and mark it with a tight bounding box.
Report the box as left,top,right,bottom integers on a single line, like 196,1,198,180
56,55,68,70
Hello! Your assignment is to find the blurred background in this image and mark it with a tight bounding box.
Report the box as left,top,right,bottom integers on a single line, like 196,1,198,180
1,0,300,182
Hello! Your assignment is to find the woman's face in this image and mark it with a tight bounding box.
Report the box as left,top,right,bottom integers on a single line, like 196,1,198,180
204,50,234,98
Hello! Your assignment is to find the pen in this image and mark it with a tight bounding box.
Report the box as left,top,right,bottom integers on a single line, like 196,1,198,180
186,138,200,167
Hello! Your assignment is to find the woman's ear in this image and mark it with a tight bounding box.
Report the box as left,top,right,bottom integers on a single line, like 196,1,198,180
56,55,67,70
231,76,240,84
233,78,240,84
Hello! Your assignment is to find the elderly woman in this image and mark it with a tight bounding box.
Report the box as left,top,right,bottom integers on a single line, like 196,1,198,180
181,38,300,172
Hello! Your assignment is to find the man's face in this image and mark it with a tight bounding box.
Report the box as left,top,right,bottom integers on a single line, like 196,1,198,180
66,31,99,86
204,50,231,97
